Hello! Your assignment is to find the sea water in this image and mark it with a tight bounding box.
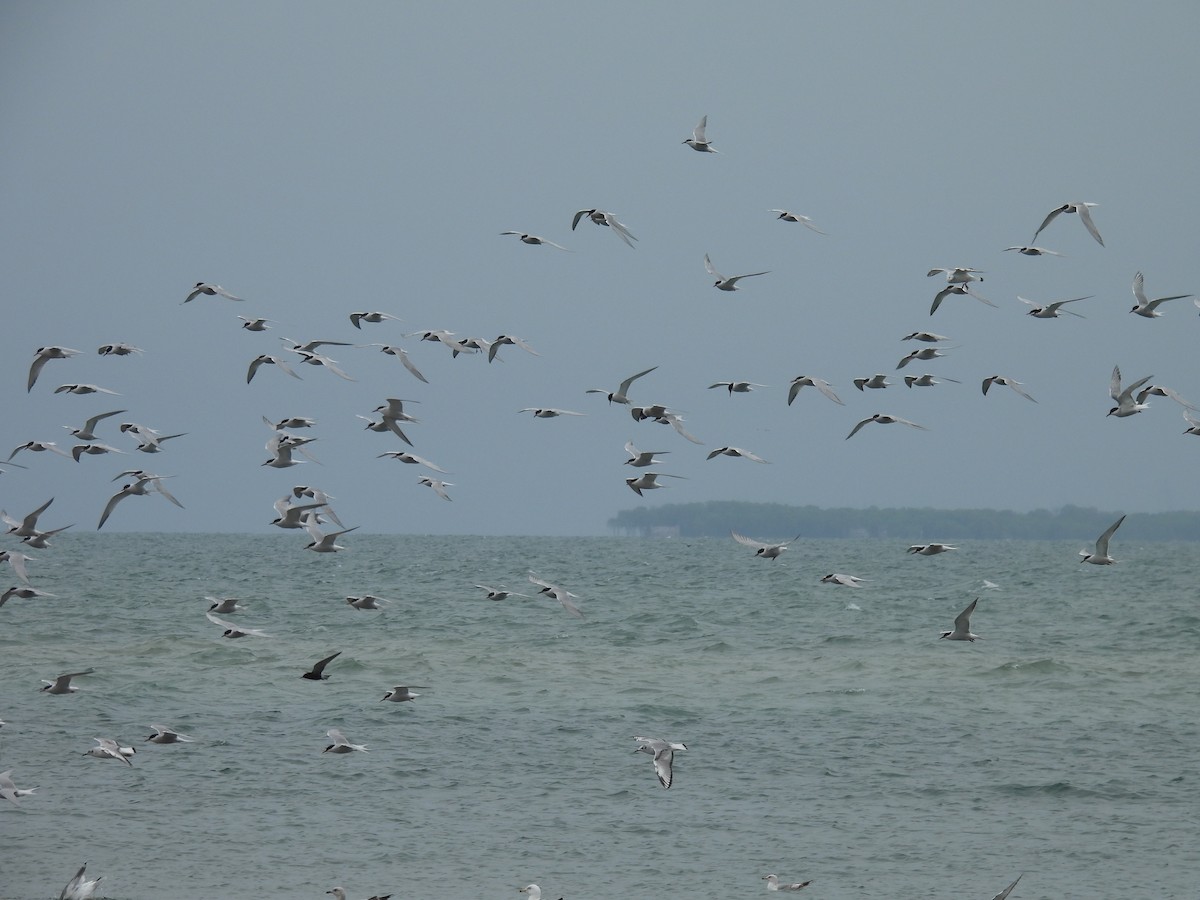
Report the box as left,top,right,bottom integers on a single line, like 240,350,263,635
2,534,1198,899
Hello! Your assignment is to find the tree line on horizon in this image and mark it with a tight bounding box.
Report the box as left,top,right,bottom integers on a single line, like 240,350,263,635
608,501,1200,540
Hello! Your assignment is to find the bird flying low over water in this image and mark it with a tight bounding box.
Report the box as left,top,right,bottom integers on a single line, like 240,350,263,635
907,543,956,555
302,651,342,681
939,598,981,641
146,725,194,744
571,208,638,247
1080,514,1125,565
84,737,134,765
820,573,866,587
634,735,687,788
625,472,684,495
705,253,769,291
380,685,426,702
206,611,269,638
41,668,94,694
731,530,799,560
528,573,585,618
323,728,368,753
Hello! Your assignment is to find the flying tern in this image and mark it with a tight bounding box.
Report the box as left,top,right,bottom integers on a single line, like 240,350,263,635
846,413,928,440
185,282,243,302
1080,514,1125,565
769,210,824,233
731,530,798,560
1032,201,1103,246
1129,270,1193,317
939,597,981,641
571,208,637,247
683,114,718,152
705,253,768,291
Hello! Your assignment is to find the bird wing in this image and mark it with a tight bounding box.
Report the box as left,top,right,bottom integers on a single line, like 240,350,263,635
1094,514,1125,555
953,598,978,632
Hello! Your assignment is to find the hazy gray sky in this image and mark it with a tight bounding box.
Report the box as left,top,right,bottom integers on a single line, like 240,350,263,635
3,2,1198,535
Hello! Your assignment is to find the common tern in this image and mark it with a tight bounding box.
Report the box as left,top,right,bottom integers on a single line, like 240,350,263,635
488,334,539,363
1019,295,1090,318
327,889,392,900
417,476,453,500
853,374,890,390
705,253,769,291
930,283,995,315
185,282,243,302
238,316,272,331
4,497,56,537
1136,383,1196,410
901,331,951,342
683,114,718,152
769,210,825,233
206,611,270,638
625,472,685,495
820,573,866,587
63,409,125,441
362,344,429,382
0,549,35,584
904,374,959,388
0,769,36,806
41,668,94,694
54,383,119,395
706,446,769,463
787,376,843,405
845,413,928,439
939,597,981,641
623,440,669,468
380,685,426,702
475,584,528,601
1080,514,1125,565
982,375,1036,403
519,407,586,418
1108,365,1154,418
98,476,183,529
1,586,55,607
96,342,142,355
1129,270,1193,318
708,381,767,394
27,346,81,392
897,347,950,369
349,311,401,329
1032,201,1103,246
347,594,390,610
323,728,368,753
146,725,194,744
304,522,359,552
571,208,638,247
586,365,658,404
206,596,244,614
1005,245,1063,257
378,451,448,473
8,440,72,461
731,530,799,560
71,442,125,462
247,354,302,383
630,406,703,443
500,232,570,250
634,735,687,788
528,573,585,618
927,266,983,284
84,737,134,765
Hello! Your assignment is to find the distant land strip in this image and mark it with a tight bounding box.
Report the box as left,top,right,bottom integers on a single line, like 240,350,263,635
608,501,1200,540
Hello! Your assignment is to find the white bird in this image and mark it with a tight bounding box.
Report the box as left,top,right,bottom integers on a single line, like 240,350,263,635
63,409,125,441
475,584,528,601
1080,514,1125,565
349,311,401,329
271,416,316,430
731,530,799,560
1108,365,1154,418
586,365,658,404
206,596,244,614
1184,410,1200,436
769,210,824,233
362,344,429,382
5,497,56,538
705,253,769,291
989,874,1023,900
98,476,184,530
238,315,272,331
762,874,813,892
247,354,302,383
1005,245,1063,257
292,486,344,527
293,348,355,381
84,737,134,765
206,611,270,638
323,728,369,753
1019,295,1090,318
572,208,637,247
146,725,194,744
927,266,983,284
380,685,426,703
528,573,585,618
378,451,447,473
8,440,72,461
304,522,359,553
60,862,103,900
342,594,388,611
901,331,951,342
519,407,586,418
1,586,57,607
930,283,995,315
0,769,36,806
1137,383,1196,410
897,347,950,369
327,887,391,900
54,383,119,396
853,374,890,390
488,334,539,363
28,346,81,392
623,440,669,468
500,231,570,250
820,573,866,587
1129,270,1192,318
625,472,685,496
40,668,95,694
632,406,703,444
706,446,769,463
787,376,843,405
845,413,928,440
982,375,1036,403
904,374,959,388
709,380,767,394
185,282,243,302
0,548,36,584
1032,201,1103,246
417,476,454,501
939,598,981,641
271,497,329,529
634,735,687,788
96,342,142,356
907,543,957,556
71,441,126,462
683,114,718,152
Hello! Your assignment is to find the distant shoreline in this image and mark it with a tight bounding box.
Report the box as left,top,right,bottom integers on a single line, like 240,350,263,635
608,501,1200,540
